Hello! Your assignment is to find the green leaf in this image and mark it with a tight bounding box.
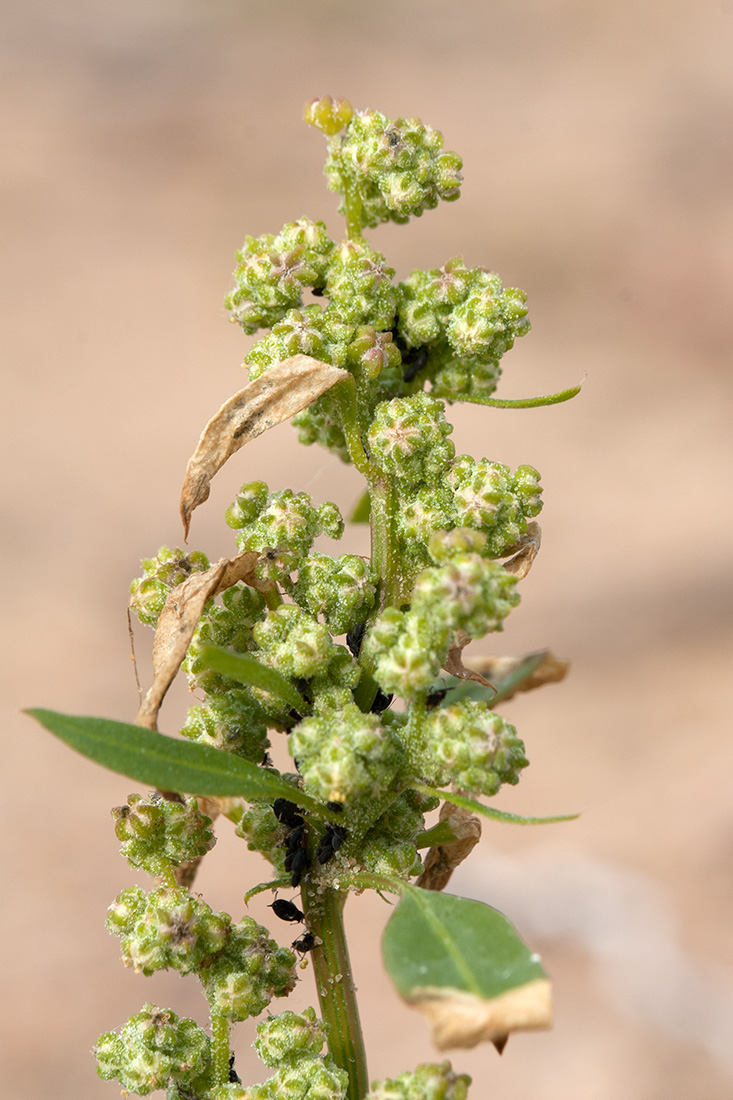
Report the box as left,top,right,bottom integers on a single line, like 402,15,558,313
197,646,310,714
244,878,291,904
382,889,552,1049
413,784,579,826
458,381,582,409
349,489,371,523
430,651,548,709
26,709,331,816
415,821,458,848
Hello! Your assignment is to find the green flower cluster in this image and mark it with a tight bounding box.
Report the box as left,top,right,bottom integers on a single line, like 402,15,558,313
289,698,402,804
239,1009,347,1100
448,457,542,555
129,546,210,627
364,552,519,700
366,1061,471,1100
198,917,296,1022
358,789,430,879
180,688,269,764
396,257,530,401
367,392,455,485
183,583,266,693
323,108,463,228
293,551,377,636
421,700,528,798
95,1004,211,1097
111,793,216,877
226,217,335,335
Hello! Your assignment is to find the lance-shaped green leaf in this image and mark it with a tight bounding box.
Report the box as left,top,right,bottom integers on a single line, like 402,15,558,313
349,489,371,523
413,784,578,826
429,649,568,710
26,709,333,817
458,381,582,409
382,889,552,1049
197,645,310,715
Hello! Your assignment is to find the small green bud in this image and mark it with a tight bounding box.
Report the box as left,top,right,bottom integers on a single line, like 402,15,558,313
423,700,528,796
368,393,454,486
254,606,335,680
94,1004,211,1096
325,239,398,331
111,793,216,876
289,700,402,803
448,457,541,556
366,1061,471,1100
412,554,520,639
181,689,269,764
254,1007,326,1067
365,607,448,700
347,326,402,382
226,481,269,529
245,305,353,380
232,488,344,582
304,95,354,135
107,885,229,976
294,552,377,635
427,528,487,563
198,916,297,1022
129,547,210,627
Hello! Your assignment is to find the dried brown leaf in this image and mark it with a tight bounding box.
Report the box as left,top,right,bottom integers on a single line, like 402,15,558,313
409,978,552,1050
465,650,569,702
180,355,346,537
416,798,482,892
502,521,542,579
443,631,495,687
135,551,261,730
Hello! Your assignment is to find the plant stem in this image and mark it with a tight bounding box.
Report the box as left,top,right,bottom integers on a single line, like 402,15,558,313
369,475,401,610
209,1008,231,1088
300,881,369,1100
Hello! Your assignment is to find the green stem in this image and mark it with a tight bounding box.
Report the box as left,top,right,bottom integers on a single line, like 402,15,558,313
369,475,401,609
209,1009,231,1088
300,882,369,1100
343,180,364,241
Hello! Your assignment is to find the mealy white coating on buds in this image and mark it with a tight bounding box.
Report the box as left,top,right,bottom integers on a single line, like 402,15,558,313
94,1004,211,1096
367,393,454,486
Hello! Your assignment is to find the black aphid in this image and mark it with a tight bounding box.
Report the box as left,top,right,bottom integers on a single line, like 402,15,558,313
290,848,311,887
326,800,344,813
269,898,305,924
311,285,325,297
285,824,306,852
316,823,348,865
402,346,429,383
228,1054,241,1085
273,799,304,828
426,686,449,709
370,689,393,714
346,620,366,658
291,931,317,955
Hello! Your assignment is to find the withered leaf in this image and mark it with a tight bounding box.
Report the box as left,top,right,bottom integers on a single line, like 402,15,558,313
444,630,495,688
502,521,542,579
135,551,261,730
416,797,482,892
409,979,552,1050
465,650,569,702
180,356,346,537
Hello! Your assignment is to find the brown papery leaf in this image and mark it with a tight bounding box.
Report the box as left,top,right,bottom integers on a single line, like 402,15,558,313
502,521,542,579
180,356,346,537
444,631,495,687
416,798,482,892
135,551,261,730
465,650,569,702
410,979,552,1050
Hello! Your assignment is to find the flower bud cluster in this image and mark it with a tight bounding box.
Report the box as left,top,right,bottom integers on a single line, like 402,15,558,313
366,1061,471,1100
293,552,377,636
180,688,269,764
449,457,542,555
325,109,463,228
184,583,266,693
421,700,528,797
324,239,398,330
227,484,344,582
234,799,288,877
245,305,353,379
106,886,230,976
242,1059,347,1100
254,1007,326,1067
95,1003,211,1096
254,606,357,686
111,794,216,876
129,546,210,627
359,789,427,879
289,698,402,804
198,916,296,1021
365,553,518,700
396,257,530,401
367,393,454,486
226,218,335,335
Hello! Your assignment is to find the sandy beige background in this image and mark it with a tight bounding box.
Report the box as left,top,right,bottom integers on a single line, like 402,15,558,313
3,2,732,1098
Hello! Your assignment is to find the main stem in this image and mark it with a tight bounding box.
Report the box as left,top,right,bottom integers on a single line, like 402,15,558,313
300,881,369,1100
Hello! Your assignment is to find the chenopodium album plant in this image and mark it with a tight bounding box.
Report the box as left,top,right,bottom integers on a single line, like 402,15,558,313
30,97,581,1100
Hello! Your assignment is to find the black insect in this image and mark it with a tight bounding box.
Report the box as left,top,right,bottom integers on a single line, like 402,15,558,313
326,800,344,814
269,898,305,924
316,823,348,865
346,621,366,658
228,1054,241,1085
291,931,318,955
273,799,304,829
370,689,394,714
401,345,429,383
426,686,449,709
286,847,311,886
285,824,306,852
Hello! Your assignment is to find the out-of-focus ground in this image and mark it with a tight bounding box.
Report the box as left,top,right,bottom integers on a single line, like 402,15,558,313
2,2,732,1098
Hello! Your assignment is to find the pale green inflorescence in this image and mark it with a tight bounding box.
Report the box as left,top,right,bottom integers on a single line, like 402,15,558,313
197,917,296,1022
111,793,216,877
95,1004,211,1096
366,1061,471,1100
421,700,528,798
129,546,210,627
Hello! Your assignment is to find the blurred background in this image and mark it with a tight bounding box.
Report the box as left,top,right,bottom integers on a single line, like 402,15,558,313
3,1,732,1098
